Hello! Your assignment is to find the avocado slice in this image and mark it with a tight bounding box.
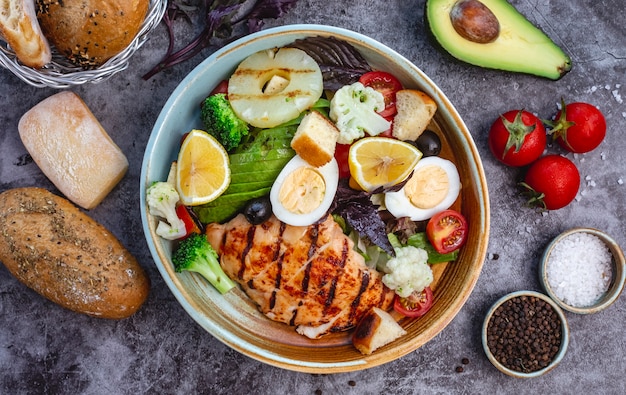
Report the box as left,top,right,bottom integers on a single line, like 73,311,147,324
425,0,571,80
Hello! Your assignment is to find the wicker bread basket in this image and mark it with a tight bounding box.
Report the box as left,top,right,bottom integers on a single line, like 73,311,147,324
0,0,167,88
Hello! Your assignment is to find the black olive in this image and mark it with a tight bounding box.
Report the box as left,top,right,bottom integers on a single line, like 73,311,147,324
412,130,442,157
243,196,272,225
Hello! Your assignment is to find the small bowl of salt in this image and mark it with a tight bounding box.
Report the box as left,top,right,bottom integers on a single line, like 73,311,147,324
540,228,626,314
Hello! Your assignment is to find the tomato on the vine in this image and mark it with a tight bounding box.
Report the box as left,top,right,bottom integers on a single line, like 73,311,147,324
426,209,468,254
359,71,403,118
488,109,547,167
545,99,606,153
393,287,433,318
520,154,580,210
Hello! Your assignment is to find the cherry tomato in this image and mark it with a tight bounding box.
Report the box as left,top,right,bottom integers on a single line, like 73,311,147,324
359,71,403,118
209,80,229,96
520,154,580,210
334,143,351,179
546,99,606,153
378,128,394,138
393,287,433,318
426,209,468,254
176,205,202,237
488,110,547,167
179,132,190,147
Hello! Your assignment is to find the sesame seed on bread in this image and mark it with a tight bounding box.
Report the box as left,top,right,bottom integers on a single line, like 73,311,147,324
36,0,149,68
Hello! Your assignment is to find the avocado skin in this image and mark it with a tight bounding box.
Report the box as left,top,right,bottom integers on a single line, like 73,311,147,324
424,0,572,80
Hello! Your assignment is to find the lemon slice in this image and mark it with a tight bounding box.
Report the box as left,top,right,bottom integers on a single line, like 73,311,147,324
176,129,230,206
348,137,422,192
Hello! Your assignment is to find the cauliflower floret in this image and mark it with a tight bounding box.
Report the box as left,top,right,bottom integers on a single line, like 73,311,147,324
146,181,187,240
381,246,433,298
329,82,392,144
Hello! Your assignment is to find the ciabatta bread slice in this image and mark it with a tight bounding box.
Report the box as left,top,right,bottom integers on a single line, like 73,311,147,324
18,92,128,209
391,89,437,142
352,307,407,355
0,0,51,68
291,110,339,167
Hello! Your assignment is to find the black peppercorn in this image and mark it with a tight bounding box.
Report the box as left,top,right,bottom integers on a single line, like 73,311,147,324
486,295,562,373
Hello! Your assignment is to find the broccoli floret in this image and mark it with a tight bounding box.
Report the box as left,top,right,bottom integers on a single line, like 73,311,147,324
380,245,433,298
329,82,392,144
146,181,187,240
172,233,236,294
201,93,249,151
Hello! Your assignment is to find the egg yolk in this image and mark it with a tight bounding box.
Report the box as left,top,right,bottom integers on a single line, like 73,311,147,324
278,167,326,214
404,164,449,208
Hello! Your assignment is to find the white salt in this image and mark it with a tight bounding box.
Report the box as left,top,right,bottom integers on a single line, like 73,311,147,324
546,232,613,307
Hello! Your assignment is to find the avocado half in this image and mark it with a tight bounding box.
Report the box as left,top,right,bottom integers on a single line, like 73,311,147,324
425,0,572,80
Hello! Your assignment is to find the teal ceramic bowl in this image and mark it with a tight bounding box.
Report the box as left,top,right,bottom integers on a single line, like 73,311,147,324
539,227,626,314
482,291,569,378
140,24,490,373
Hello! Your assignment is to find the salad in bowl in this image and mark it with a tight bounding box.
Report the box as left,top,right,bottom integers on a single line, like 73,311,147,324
141,24,489,373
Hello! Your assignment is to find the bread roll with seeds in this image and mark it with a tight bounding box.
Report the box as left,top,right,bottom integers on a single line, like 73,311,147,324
0,187,150,319
36,0,149,68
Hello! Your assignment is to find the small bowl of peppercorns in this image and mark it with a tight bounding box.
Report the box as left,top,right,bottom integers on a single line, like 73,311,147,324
482,291,569,378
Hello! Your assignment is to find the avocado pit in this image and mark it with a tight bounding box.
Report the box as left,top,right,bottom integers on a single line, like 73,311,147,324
450,0,500,44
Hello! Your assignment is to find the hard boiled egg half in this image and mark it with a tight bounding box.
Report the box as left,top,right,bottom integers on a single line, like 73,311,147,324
385,156,461,221
270,155,339,226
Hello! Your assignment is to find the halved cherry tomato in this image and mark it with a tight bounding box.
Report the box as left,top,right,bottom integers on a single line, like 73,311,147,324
180,132,190,147
176,204,202,237
426,209,468,254
359,71,403,118
209,80,229,96
393,287,433,318
334,143,352,179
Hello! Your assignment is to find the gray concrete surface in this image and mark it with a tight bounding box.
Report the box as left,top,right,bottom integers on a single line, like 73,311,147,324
1,0,625,393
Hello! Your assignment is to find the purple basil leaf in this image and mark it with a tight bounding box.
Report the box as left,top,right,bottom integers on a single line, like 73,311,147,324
286,36,372,90
331,180,395,256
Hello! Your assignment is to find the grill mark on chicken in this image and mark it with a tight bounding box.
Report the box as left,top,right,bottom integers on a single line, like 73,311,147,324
301,223,319,293
350,271,370,322
239,225,256,281
269,222,286,310
205,214,395,339
323,238,349,314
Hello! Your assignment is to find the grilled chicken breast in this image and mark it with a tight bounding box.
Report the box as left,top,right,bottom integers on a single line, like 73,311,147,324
206,214,394,339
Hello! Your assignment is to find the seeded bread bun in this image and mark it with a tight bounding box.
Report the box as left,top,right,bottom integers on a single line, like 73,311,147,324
391,89,437,142
36,0,149,68
0,0,51,68
291,111,339,167
0,187,150,319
